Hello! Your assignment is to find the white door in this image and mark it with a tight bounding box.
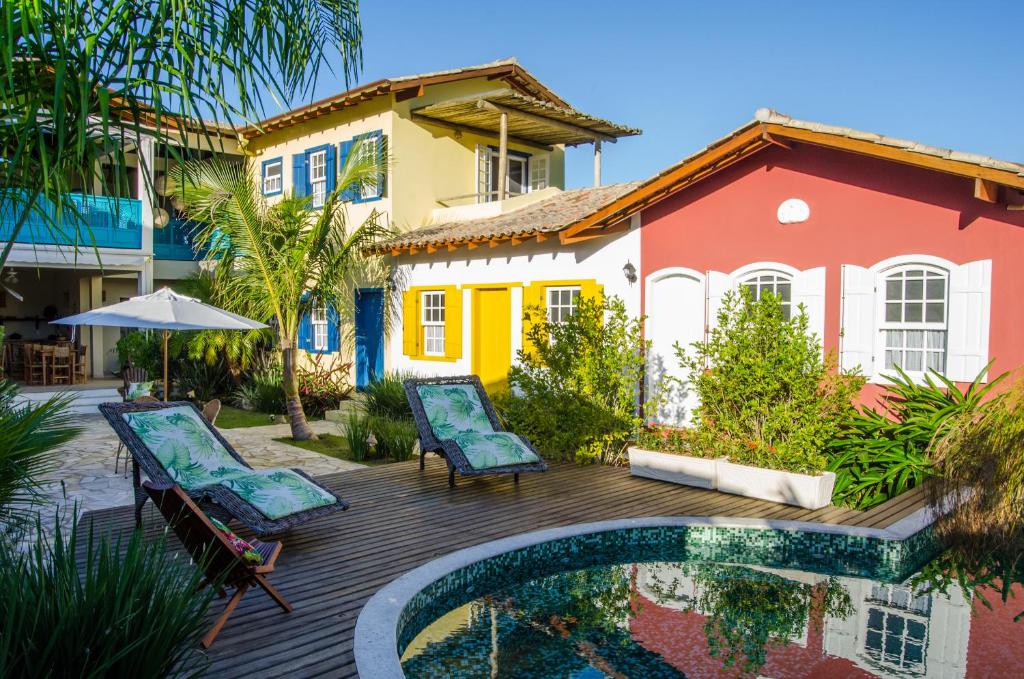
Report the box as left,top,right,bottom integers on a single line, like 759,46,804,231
646,270,706,427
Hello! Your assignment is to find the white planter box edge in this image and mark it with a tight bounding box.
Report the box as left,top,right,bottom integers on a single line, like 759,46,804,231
627,446,720,490
717,460,835,510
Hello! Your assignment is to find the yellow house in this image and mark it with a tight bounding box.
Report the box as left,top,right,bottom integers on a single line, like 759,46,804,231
238,59,640,388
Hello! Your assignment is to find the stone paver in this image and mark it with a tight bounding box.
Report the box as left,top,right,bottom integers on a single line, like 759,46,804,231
40,415,363,534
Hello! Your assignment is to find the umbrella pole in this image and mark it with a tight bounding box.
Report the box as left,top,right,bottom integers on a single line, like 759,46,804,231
163,329,169,402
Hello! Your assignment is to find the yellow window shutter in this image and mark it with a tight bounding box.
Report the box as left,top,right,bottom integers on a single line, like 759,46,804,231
402,289,420,356
444,286,462,359
521,283,545,357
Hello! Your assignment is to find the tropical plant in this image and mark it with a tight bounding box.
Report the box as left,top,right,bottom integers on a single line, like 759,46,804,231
115,329,189,378
297,356,353,418
497,295,653,464
676,288,864,474
174,358,230,402
0,0,362,268
172,144,393,440
369,415,418,462
343,411,373,462
912,545,1024,622
232,368,287,415
362,370,416,419
928,376,1023,551
826,366,1005,510
0,518,215,678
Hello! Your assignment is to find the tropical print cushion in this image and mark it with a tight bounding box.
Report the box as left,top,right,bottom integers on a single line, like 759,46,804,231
416,384,493,440
218,469,336,520
122,405,249,488
126,381,154,401
209,516,262,565
451,431,540,469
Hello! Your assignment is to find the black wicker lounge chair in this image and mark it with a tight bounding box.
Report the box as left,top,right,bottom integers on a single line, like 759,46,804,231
99,400,347,536
404,375,548,487
143,481,292,648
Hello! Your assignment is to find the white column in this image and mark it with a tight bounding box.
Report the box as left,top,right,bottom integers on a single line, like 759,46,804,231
593,139,602,187
138,263,153,295
136,136,155,257
88,275,105,378
497,112,508,201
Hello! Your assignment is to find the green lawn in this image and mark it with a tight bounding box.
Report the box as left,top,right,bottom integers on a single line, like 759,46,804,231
273,433,394,466
216,405,280,429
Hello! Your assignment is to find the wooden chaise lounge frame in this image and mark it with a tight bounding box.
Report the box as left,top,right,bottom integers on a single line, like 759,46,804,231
143,481,292,648
100,400,348,536
404,375,548,487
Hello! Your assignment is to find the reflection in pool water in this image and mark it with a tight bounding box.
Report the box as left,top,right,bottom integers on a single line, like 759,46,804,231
401,557,1023,678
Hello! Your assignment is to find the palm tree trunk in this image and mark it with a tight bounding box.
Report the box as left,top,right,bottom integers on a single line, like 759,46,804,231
282,345,317,441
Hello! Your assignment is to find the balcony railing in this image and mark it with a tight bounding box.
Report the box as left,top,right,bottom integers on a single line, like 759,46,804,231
0,192,142,250
154,218,208,261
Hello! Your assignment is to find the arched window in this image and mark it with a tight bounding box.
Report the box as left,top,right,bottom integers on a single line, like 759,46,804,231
881,265,947,373
740,271,792,319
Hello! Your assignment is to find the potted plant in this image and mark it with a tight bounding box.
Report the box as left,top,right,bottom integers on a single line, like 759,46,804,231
628,427,721,489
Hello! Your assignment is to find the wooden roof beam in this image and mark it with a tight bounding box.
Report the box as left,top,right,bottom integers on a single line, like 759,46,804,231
410,113,554,152
395,84,425,103
974,178,1000,203
476,99,615,143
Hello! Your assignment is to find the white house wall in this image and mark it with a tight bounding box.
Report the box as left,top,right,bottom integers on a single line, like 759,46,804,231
390,222,641,377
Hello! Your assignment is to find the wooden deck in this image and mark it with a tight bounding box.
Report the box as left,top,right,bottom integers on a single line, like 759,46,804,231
79,458,929,678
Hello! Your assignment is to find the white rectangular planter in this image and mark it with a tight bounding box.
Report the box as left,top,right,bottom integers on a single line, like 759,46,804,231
627,447,719,490
717,461,836,510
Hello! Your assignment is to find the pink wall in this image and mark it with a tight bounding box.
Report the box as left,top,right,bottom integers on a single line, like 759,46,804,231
640,143,1024,397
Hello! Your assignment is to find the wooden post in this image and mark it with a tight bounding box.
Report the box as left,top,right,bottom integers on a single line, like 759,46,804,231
162,329,169,401
498,111,508,201
593,139,602,187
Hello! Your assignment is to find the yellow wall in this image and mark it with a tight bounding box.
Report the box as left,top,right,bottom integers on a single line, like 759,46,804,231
241,76,566,234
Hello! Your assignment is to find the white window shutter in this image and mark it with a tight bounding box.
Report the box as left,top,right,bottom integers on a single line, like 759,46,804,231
839,264,875,376
792,266,826,346
946,259,992,382
705,271,733,335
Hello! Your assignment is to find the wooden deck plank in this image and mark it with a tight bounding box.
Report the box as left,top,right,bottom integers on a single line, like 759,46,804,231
76,457,930,678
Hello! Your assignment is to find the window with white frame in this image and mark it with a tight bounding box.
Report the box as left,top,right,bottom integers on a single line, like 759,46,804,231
881,266,947,374
311,305,328,351
358,135,378,199
262,159,282,195
309,150,327,207
862,585,931,675
546,286,581,324
476,146,529,202
421,291,446,355
530,156,549,192
741,271,792,319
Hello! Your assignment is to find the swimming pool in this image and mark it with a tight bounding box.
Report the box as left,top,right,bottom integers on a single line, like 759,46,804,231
355,517,1023,678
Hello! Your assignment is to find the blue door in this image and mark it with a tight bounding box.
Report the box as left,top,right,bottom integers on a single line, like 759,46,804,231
354,288,384,390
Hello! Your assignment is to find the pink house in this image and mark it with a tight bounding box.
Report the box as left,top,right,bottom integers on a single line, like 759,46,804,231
562,109,1024,424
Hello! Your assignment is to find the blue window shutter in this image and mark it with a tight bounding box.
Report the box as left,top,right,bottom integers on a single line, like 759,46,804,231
325,144,336,196
327,303,340,353
297,311,312,351
338,139,355,202
292,154,307,198
372,130,385,199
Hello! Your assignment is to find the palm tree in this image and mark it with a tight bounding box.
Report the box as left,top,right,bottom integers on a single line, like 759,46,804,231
0,1,362,267
172,142,393,440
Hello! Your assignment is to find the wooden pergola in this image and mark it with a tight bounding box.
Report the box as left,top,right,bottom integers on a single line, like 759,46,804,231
412,88,640,196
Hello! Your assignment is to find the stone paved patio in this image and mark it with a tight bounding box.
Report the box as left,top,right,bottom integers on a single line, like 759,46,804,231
41,415,364,533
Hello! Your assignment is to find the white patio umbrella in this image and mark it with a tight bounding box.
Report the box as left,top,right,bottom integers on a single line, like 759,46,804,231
54,287,267,400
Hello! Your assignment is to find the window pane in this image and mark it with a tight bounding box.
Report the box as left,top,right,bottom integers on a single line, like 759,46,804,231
926,302,944,322
906,269,923,278
905,303,923,322
905,349,923,371
905,642,924,664
927,351,944,372
905,279,924,300
778,283,791,302
866,630,883,651
906,330,924,349
886,279,902,300
886,303,902,322
926,278,945,299
885,350,898,369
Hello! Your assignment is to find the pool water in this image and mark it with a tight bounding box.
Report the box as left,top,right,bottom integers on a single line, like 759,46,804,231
401,556,1024,678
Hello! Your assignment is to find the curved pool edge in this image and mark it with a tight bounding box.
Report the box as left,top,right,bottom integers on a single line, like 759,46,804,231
353,507,938,678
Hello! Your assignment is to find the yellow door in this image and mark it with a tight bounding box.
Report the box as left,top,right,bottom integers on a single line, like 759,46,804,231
472,287,512,391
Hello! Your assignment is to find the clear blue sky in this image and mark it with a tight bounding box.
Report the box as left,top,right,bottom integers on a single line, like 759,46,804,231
289,1,1023,189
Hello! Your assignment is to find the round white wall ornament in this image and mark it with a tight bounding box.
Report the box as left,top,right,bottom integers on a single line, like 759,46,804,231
777,198,810,224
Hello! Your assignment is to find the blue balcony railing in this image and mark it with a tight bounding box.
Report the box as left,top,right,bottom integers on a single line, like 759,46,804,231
154,218,209,261
0,191,142,250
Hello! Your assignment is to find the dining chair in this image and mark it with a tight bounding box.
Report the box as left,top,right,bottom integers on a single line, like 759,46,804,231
50,346,72,385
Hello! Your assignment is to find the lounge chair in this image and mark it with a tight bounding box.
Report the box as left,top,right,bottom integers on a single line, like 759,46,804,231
404,375,548,487
100,400,347,535
143,481,292,648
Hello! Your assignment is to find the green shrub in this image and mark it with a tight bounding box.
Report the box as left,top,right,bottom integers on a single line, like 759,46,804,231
826,366,1004,510
369,415,418,462
115,330,189,377
344,411,372,462
0,519,214,678
232,368,286,414
928,375,1022,551
676,288,864,474
634,426,696,455
362,370,415,419
174,358,229,401
498,295,653,464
